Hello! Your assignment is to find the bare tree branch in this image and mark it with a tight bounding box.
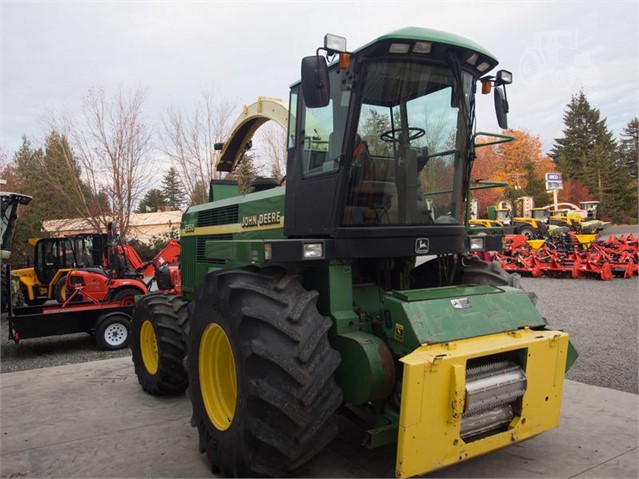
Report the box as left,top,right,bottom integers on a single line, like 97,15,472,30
45,85,154,237
159,88,235,205
255,121,287,181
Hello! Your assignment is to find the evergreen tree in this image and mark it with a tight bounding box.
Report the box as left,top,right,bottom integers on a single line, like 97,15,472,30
619,118,638,180
137,188,167,213
361,109,393,156
551,91,631,221
521,161,548,207
161,167,187,210
227,153,260,195
190,180,209,206
9,137,45,266
8,133,99,266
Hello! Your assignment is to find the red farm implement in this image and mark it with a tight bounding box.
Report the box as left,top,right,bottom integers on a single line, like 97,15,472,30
492,233,638,280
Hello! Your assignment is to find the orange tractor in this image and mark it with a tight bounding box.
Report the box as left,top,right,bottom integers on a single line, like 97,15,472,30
63,223,181,305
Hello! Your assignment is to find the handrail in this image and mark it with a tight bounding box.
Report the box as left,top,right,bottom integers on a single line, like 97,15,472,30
474,131,515,148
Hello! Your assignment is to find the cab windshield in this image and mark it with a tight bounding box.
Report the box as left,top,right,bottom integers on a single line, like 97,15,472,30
343,61,473,226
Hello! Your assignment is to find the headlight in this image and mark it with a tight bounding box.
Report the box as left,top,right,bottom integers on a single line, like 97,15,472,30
469,237,485,252
303,243,324,259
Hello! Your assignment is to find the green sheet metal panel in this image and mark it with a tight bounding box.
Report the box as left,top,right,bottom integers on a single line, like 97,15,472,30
391,284,500,302
382,285,546,354
303,262,360,335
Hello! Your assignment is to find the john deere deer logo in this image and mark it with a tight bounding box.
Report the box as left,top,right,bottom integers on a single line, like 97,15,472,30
415,238,429,254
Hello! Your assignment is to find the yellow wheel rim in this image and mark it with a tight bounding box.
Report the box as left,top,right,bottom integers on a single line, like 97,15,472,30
140,320,159,375
199,323,237,431
60,285,67,300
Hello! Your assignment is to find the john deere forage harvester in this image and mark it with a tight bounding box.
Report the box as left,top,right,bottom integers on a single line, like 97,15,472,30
130,28,577,478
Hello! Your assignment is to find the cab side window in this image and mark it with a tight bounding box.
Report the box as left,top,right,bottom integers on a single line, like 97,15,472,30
300,69,349,177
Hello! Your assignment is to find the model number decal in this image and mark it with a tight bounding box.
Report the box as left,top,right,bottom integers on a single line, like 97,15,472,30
241,211,282,228
451,298,471,309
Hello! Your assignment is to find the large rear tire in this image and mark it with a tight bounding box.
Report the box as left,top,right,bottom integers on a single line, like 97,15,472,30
188,266,342,477
131,293,189,395
111,287,144,306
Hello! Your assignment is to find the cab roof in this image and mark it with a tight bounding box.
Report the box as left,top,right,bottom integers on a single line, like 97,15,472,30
356,27,497,62
290,26,498,88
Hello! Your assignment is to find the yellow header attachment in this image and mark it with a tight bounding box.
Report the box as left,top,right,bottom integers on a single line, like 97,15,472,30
396,328,570,478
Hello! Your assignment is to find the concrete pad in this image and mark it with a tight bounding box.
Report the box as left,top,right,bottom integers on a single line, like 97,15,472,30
1,357,637,478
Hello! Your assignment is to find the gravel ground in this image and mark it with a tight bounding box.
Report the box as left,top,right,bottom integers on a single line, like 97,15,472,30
1,223,637,393
521,276,638,394
0,319,131,373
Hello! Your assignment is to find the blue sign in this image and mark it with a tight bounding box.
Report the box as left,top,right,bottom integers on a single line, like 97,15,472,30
546,173,563,181
545,172,563,190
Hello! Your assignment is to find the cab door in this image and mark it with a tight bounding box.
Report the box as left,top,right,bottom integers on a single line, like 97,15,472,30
284,72,351,237
34,238,70,286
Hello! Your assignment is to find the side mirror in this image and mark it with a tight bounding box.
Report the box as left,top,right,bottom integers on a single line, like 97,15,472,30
301,55,330,108
494,86,509,129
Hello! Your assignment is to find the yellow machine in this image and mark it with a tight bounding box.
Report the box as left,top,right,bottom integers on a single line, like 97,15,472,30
11,238,73,304
13,234,106,304
549,209,583,230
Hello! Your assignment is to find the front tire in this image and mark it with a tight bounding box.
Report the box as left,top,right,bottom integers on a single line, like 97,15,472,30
54,274,69,303
131,293,189,395
460,255,522,289
188,266,342,477
517,225,535,239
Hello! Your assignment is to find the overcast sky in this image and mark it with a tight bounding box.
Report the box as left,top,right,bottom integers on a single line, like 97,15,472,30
1,1,637,167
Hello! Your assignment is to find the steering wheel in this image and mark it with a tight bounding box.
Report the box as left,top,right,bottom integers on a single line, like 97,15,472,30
380,127,426,143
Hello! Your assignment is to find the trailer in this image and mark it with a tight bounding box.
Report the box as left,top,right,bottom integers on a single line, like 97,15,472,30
6,272,133,350
8,301,133,350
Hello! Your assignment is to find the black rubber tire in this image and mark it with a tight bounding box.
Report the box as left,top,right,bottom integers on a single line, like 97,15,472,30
1,266,9,313
95,313,131,350
111,287,143,306
188,266,342,477
518,226,535,239
459,255,522,289
131,293,189,395
53,274,69,303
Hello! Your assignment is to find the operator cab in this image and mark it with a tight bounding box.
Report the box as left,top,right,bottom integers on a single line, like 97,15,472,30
285,28,511,258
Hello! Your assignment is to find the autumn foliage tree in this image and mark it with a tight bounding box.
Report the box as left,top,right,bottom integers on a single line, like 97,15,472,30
471,129,555,215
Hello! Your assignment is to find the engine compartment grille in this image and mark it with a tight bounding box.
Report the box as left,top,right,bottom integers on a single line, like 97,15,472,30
197,205,239,227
